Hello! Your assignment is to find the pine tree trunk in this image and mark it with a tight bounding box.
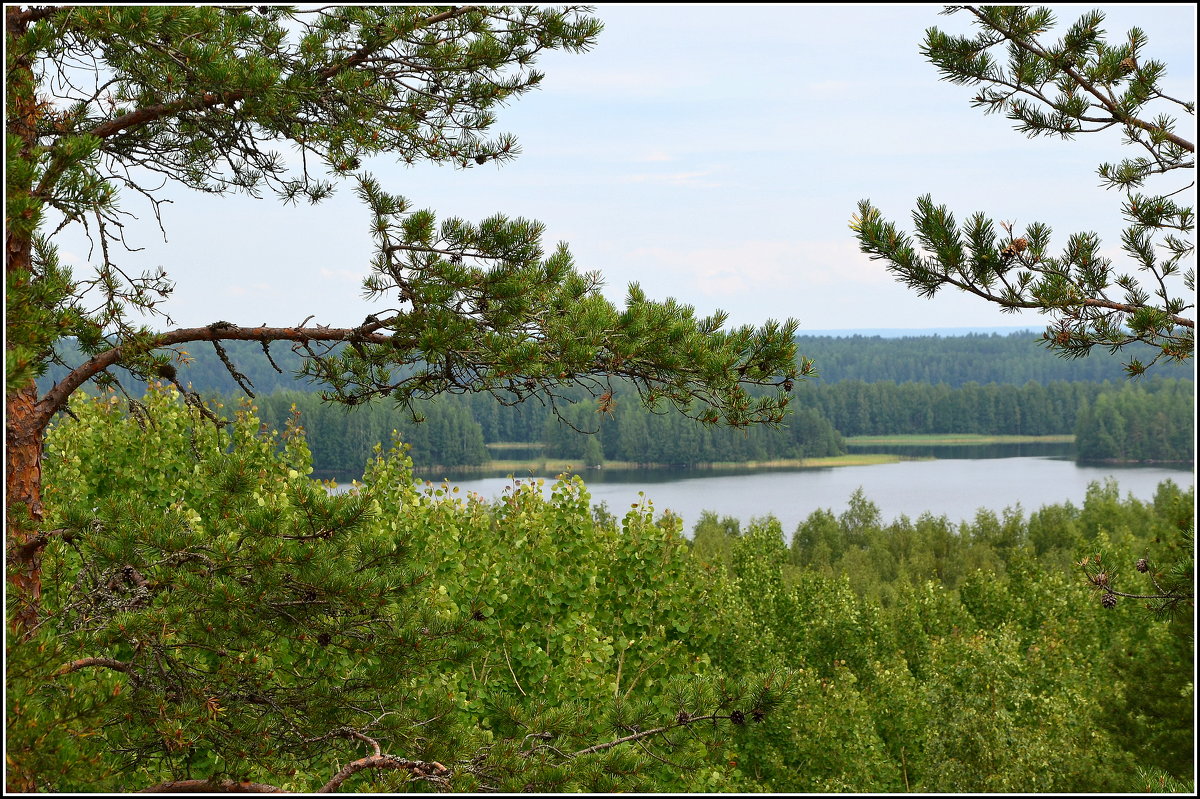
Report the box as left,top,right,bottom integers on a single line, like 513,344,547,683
6,235,46,635
7,385,46,635
6,7,47,637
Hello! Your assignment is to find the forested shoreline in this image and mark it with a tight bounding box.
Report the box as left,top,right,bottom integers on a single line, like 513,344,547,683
247,377,1194,476
39,334,1194,475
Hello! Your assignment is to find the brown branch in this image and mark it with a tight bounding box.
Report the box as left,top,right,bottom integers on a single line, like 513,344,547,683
139,779,285,793
37,322,408,426
32,91,250,200
53,657,137,680
80,7,480,146
139,728,449,793
570,712,725,758
1105,587,1194,601
9,528,67,561
317,754,450,793
34,6,478,202
303,726,384,756
935,271,1195,327
346,730,381,757
88,91,249,141
5,6,63,26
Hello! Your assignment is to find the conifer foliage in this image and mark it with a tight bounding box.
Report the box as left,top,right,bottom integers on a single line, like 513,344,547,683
6,7,802,631
851,5,1194,375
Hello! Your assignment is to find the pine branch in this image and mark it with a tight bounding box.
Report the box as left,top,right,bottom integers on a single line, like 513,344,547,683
86,91,250,142
961,5,1194,153
315,5,482,81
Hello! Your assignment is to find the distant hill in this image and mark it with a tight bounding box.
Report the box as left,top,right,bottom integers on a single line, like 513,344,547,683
37,330,1191,397
800,326,1041,338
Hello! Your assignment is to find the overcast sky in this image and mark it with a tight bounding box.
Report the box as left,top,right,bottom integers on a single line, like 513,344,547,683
59,3,1197,334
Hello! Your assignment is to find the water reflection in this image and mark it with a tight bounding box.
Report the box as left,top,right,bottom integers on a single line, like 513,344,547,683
843,441,1074,460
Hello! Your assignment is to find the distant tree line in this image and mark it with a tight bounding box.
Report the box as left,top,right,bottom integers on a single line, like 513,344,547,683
245,386,845,473
796,379,1101,437
1075,380,1194,463
538,397,844,465
40,332,1192,399
793,333,1192,386
252,391,489,473
244,377,1191,474
40,339,1193,473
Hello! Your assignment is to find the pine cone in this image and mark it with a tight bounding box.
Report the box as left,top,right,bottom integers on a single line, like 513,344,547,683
675,710,691,725
1000,237,1029,261
1135,558,1149,573
1101,593,1118,609
751,708,766,723
729,709,746,726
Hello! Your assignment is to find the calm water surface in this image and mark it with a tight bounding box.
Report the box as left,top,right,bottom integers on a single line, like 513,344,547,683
393,454,1194,536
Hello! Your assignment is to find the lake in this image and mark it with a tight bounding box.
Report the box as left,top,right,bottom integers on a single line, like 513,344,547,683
372,448,1195,536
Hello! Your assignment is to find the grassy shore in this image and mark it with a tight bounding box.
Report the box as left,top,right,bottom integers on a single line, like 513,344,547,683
420,452,907,475
409,434,1072,476
845,434,1074,446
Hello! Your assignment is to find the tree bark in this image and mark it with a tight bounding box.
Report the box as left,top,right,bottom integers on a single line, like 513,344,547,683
6,381,45,635
6,7,46,635
6,229,45,636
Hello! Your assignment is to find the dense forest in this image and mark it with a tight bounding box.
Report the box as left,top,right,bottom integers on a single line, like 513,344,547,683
1074,380,1196,463
38,336,1194,473
797,379,1098,437
793,333,1193,385
14,387,1192,792
37,332,1194,397
795,377,1194,443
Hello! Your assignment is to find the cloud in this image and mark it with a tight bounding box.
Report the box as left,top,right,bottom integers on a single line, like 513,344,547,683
624,239,887,299
538,65,701,99
800,79,858,97
618,170,720,188
226,282,271,298
635,149,675,163
319,267,364,284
